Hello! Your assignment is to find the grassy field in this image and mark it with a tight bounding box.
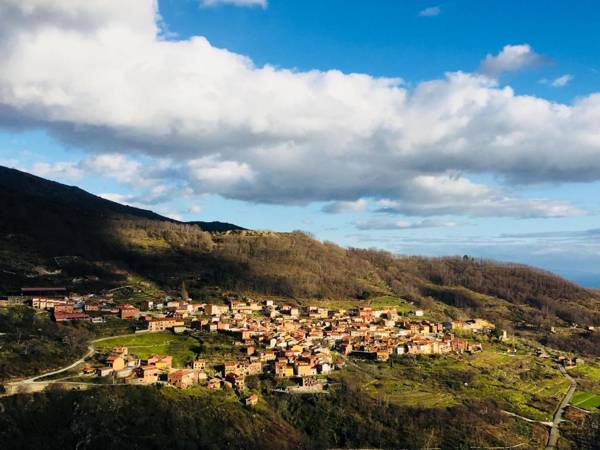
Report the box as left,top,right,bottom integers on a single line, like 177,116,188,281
94,332,199,367
571,391,600,410
93,331,243,370
286,295,415,314
333,347,567,421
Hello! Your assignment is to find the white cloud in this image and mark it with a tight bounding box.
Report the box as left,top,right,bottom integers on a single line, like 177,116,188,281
98,192,131,204
322,198,368,214
30,161,83,181
540,74,573,87
187,156,255,194
419,6,441,17
98,192,182,220
200,0,267,7
480,44,547,76
0,2,598,219
355,218,458,230
80,154,141,184
373,174,585,218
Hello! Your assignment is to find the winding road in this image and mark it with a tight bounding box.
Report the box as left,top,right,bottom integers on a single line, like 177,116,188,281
21,345,95,384
5,332,143,389
545,365,577,449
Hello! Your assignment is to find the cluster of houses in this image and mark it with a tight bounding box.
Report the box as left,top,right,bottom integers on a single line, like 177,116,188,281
131,298,491,391
12,287,493,396
11,287,141,323
91,347,201,389
89,345,262,405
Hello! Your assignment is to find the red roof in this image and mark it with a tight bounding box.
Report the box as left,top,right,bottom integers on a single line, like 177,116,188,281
54,312,89,320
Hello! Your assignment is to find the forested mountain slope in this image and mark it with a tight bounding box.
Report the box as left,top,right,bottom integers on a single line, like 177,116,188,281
2,165,600,334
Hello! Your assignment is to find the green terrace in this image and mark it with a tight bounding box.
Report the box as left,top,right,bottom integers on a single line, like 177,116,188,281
332,347,569,422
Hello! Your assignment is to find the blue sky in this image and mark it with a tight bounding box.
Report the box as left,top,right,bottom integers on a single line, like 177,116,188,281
1,0,600,286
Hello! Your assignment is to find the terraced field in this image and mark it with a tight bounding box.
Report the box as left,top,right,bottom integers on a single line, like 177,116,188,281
333,346,568,421
571,391,600,411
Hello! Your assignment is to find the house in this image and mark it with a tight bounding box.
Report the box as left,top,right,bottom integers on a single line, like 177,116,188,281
193,358,207,371
245,394,259,407
107,354,126,371
141,300,154,311
136,365,160,384
207,377,222,390
96,366,113,377
54,304,75,313
119,304,140,319
168,369,197,389
146,317,185,332
205,304,229,316
376,350,390,362
147,354,173,370
54,311,89,322
295,361,316,377
81,366,96,375
275,362,294,378
225,373,245,391
243,360,262,376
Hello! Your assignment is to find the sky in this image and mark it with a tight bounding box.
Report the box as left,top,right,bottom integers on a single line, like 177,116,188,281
1,0,600,286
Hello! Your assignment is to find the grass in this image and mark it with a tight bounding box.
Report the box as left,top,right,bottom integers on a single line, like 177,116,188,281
192,331,240,369
287,295,414,314
567,362,600,395
93,330,244,371
368,295,414,313
93,317,136,337
333,347,567,421
112,274,168,304
571,391,600,410
94,332,199,367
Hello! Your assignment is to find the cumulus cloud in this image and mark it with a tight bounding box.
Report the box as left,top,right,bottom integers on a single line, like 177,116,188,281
355,218,458,230
0,1,598,219
80,154,141,184
480,44,548,76
419,6,441,17
99,192,184,220
200,0,267,7
29,161,83,181
540,74,573,87
322,199,368,214
373,174,585,218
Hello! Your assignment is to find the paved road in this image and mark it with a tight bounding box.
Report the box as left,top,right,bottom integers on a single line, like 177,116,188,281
21,345,95,384
545,365,577,449
9,332,142,385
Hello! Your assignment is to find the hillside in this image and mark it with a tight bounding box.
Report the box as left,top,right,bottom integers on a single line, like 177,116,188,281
0,166,167,221
2,165,600,347
2,167,600,449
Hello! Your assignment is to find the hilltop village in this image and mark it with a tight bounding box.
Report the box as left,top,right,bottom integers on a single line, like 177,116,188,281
4,287,494,398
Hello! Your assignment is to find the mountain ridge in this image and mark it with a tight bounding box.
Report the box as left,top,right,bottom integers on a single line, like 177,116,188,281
1,164,600,341
0,165,244,232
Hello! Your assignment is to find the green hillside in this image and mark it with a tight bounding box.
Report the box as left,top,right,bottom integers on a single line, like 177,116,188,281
2,165,600,355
